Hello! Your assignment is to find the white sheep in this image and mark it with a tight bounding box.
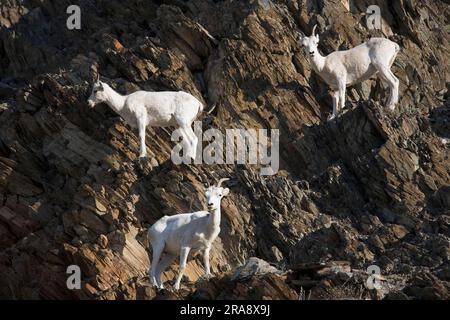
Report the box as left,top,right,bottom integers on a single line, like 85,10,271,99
299,25,400,120
148,177,230,290
87,76,203,160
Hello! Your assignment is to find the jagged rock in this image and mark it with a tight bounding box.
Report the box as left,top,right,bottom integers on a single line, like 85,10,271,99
403,271,450,300
0,82,14,99
232,257,282,280
190,271,299,300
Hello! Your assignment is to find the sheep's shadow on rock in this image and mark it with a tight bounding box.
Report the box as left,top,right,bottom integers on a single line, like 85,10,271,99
429,99,450,139
290,101,387,215
424,185,450,217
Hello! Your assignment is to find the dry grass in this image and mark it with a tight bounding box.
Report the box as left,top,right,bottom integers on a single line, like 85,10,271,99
312,284,370,300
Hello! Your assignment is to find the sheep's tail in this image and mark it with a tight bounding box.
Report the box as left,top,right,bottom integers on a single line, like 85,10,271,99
198,100,204,114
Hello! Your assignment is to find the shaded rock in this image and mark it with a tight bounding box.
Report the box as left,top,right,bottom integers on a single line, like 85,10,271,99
403,271,450,300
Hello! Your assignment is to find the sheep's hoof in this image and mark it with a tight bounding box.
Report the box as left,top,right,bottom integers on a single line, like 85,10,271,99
199,274,213,281
150,280,158,288
152,281,167,289
188,150,197,161
327,114,337,121
138,156,147,162
137,157,153,173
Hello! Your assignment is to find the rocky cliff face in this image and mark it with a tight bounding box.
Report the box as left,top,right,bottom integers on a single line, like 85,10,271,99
0,0,449,300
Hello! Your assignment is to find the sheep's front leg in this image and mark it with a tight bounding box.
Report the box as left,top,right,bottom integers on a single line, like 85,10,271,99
138,120,147,159
338,78,347,113
328,90,339,121
174,247,191,290
203,247,212,278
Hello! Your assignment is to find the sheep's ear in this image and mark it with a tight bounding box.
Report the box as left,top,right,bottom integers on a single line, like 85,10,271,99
98,82,104,91
222,188,230,196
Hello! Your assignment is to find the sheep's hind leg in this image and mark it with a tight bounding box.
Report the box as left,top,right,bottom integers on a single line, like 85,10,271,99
374,63,399,111
387,69,399,108
184,125,198,160
174,113,198,160
149,242,164,288
155,253,176,289
177,127,194,161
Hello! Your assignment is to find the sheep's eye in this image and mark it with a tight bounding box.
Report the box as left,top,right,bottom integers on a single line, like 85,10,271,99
219,194,222,197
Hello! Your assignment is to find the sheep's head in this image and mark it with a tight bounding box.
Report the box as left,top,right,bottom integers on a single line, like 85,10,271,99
87,77,108,108
299,24,320,57
204,178,230,211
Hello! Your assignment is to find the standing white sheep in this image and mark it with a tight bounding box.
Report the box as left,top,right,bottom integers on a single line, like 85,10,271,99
148,177,230,290
87,76,203,160
299,25,400,120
